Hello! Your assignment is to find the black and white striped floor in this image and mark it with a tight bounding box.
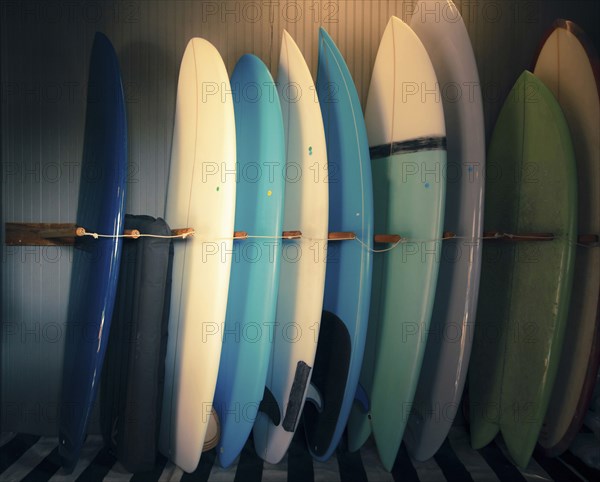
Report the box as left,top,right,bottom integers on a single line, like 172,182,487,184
1,427,598,482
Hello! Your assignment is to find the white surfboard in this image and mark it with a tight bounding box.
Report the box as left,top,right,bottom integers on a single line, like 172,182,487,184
253,30,329,464
159,38,236,473
535,19,600,456
406,0,485,461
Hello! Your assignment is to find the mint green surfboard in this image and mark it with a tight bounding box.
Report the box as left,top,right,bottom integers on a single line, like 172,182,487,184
468,70,577,468
347,17,446,471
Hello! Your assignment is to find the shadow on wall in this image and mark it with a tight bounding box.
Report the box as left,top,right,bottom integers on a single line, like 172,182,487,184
117,39,179,219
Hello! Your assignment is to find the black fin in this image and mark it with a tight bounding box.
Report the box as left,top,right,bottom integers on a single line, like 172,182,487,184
258,387,281,426
303,310,352,457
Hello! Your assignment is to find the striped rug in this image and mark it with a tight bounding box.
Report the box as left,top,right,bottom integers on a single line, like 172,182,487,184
0,427,597,482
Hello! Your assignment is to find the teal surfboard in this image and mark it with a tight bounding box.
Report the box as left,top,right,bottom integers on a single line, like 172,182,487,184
347,17,446,471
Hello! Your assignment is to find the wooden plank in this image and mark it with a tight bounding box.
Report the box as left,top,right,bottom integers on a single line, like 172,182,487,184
578,234,599,245
10,223,595,246
328,232,356,240
171,228,195,238
282,230,302,239
483,231,555,241
374,234,402,244
5,223,77,246
5,223,195,245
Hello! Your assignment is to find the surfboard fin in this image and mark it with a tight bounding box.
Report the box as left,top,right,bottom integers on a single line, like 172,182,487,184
258,387,281,426
354,383,370,413
282,361,312,432
203,407,220,452
306,382,323,413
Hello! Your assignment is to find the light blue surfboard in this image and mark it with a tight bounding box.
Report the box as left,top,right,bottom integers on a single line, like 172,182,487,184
302,27,374,461
214,54,285,468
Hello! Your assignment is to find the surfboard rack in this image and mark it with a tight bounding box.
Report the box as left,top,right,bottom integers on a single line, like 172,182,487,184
483,231,555,242
4,222,194,246
483,232,599,245
235,231,355,241
7,223,597,247
578,234,600,245
235,231,458,244
232,231,302,240
374,231,456,244
328,232,356,240
374,234,402,244
282,231,302,239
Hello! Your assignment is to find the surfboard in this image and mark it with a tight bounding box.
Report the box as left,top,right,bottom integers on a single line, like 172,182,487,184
406,0,485,461
346,16,446,471
468,70,577,468
59,32,128,472
158,38,236,473
303,27,373,462
213,53,285,468
253,30,329,465
534,19,600,457
100,215,172,473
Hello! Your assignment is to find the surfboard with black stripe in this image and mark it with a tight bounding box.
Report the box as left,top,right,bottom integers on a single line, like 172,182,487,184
347,16,446,471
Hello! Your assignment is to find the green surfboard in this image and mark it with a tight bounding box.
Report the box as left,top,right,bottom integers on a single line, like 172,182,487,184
346,17,446,471
468,70,577,468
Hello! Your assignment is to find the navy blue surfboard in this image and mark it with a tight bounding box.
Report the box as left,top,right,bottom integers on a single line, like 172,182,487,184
59,32,127,471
